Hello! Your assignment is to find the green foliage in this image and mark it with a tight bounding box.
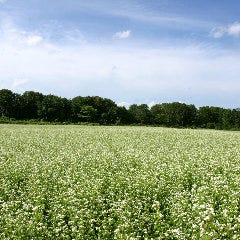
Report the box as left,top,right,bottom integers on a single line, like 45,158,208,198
151,102,197,127
21,91,44,119
1,125,240,239
77,105,97,122
71,96,118,124
40,95,71,122
0,89,17,118
129,104,152,124
0,89,239,130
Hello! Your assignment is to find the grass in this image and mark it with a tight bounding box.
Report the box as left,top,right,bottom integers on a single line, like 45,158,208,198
1,124,240,239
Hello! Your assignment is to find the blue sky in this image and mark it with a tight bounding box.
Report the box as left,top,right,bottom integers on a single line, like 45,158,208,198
0,0,240,108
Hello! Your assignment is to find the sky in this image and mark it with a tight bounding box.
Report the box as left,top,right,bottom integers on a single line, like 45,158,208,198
0,0,240,108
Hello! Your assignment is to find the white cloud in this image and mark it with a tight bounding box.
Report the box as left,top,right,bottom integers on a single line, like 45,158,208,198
0,20,44,46
114,30,131,39
26,35,43,46
211,22,240,38
211,27,225,38
0,22,240,107
228,22,240,36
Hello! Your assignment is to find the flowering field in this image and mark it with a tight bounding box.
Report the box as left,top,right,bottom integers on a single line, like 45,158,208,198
1,125,240,239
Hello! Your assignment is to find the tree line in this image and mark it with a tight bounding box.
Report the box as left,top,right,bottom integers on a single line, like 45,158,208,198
0,89,240,130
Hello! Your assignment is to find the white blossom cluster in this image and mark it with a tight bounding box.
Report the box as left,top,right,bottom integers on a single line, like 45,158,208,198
0,125,240,239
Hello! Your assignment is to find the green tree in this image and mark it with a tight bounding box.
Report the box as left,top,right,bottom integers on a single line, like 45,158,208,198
151,102,197,127
116,106,132,124
21,91,44,119
232,109,240,128
40,95,71,122
71,96,118,123
197,106,223,128
0,89,15,117
128,104,152,124
77,105,97,122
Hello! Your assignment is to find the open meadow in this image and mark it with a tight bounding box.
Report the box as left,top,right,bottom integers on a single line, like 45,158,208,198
1,124,240,239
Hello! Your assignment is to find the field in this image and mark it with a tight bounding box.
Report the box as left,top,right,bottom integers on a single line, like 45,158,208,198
1,125,240,239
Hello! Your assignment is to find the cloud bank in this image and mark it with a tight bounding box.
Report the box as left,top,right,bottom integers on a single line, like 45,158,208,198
0,21,240,107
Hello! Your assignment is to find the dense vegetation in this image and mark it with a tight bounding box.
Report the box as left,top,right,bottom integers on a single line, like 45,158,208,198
1,125,240,239
0,89,240,130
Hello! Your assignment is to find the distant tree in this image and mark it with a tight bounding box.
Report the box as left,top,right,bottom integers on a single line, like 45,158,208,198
116,106,132,124
182,104,197,126
232,109,240,128
197,106,223,128
0,89,16,117
13,93,24,119
95,97,118,124
71,96,118,123
128,104,152,124
151,104,167,125
221,109,234,129
59,97,72,122
21,91,44,119
77,105,97,122
151,102,197,127
40,95,71,122
0,88,240,129
71,96,85,122
100,106,118,124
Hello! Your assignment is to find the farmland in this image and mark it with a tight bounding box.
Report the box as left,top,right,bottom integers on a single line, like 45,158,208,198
1,125,240,239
